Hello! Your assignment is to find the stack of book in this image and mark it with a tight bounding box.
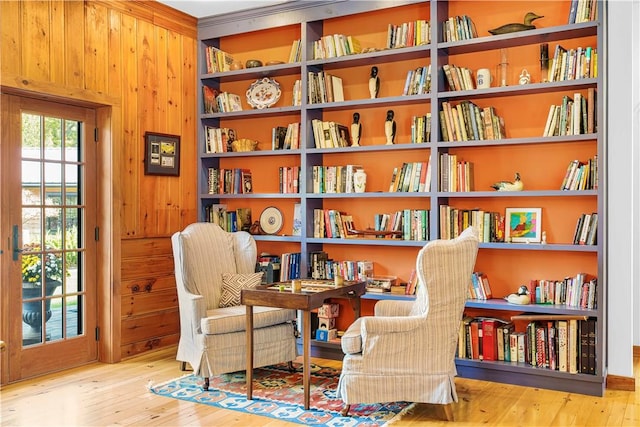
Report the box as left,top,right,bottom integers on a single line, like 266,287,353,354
387,19,430,48
402,65,431,95
439,153,474,192
560,156,598,190
207,168,252,194
388,159,431,193
442,15,477,42
271,123,301,150
439,205,505,242
442,64,475,91
543,90,596,137
573,212,598,246
204,46,234,73
312,34,361,59
440,101,504,142
307,71,344,104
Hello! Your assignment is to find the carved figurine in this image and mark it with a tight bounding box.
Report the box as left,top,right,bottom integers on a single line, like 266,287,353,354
351,112,362,146
488,12,543,35
490,172,523,192
384,109,396,145
369,66,380,99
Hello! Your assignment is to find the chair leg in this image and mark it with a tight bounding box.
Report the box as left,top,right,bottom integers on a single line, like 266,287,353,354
442,403,454,421
341,404,351,417
180,361,187,371
287,361,296,372
203,377,210,391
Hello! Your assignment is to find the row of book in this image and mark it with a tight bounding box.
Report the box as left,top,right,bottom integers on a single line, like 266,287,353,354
568,0,598,24
547,45,598,82
402,65,432,95
272,123,301,150
388,159,431,193
542,90,596,137
440,101,505,142
439,205,506,243
373,209,430,242
309,252,373,283
527,273,597,309
280,252,302,281
311,164,362,194
560,156,598,191
468,271,493,300
310,119,350,148
204,46,234,74
202,86,242,114
573,212,598,246
287,39,302,63
439,153,475,192
312,209,355,239
387,19,431,49
279,166,300,194
207,168,252,195
442,15,477,42
458,317,597,375
442,64,475,91
307,71,345,104
204,126,236,153
410,113,432,143
312,33,362,60
204,204,252,233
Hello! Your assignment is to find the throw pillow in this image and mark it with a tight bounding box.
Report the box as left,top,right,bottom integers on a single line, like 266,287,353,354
219,272,264,308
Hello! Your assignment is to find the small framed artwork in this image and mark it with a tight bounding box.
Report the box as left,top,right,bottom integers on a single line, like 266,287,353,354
144,132,180,176
505,208,542,243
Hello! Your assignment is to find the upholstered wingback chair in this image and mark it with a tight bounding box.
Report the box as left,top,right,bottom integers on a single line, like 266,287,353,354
337,226,479,420
171,223,298,389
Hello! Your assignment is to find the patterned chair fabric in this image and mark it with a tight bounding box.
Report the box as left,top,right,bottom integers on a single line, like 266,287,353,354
337,226,479,413
171,223,298,379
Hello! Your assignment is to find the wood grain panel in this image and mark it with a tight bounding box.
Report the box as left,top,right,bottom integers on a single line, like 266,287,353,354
121,254,174,279
0,1,21,75
121,237,172,257
49,1,65,84
121,275,176,296
21,1,50,81
121,289,178,317
84,2,109,93
120,310,179,344
65,0,86,89
120,334,179,359
179,35,198,227
120,13,140,237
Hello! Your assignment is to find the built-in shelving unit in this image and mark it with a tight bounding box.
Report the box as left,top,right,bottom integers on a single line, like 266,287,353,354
197,0,605,396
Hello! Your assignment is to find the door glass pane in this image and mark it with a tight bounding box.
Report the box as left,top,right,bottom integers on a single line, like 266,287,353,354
21,112,85,346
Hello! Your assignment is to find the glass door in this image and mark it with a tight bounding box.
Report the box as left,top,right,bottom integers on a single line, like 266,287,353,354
2,95,97,381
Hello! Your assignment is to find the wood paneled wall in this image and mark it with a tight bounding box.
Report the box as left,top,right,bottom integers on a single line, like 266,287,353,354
1,0,198,360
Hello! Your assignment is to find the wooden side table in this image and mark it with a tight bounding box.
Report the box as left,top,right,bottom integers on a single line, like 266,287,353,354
241,280,365,409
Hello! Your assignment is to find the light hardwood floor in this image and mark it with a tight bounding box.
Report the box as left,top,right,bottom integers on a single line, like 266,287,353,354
1,346,638,426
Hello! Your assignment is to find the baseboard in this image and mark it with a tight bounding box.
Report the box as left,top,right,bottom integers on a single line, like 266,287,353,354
606,374,635,391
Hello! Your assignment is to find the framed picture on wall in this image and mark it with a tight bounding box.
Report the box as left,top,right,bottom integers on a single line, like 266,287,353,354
144,132,180,176
505,207,542,243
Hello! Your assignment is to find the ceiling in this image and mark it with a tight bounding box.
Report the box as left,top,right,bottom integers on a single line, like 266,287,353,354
156,0,292,19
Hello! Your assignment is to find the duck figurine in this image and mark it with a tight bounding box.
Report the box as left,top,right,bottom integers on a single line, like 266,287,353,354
488,12,544,35
490,172,523,192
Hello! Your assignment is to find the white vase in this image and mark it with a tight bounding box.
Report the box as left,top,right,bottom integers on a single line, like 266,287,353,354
353,169,367,193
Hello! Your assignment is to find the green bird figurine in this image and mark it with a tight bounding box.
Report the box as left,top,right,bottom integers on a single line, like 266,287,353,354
488,12,544,35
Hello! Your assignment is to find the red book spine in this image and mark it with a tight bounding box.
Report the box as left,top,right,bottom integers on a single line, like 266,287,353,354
482,319,497,361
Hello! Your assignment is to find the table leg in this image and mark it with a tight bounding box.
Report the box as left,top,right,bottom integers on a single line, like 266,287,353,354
351,295,361,319
303,309,311,410
246,304,254,401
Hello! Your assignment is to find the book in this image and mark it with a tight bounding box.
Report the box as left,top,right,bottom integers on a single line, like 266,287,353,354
481,318,498,361
235,208,252,232
292,203,302,236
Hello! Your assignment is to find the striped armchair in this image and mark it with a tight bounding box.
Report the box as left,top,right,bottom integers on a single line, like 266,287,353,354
171,223,297,389
337,226,479,420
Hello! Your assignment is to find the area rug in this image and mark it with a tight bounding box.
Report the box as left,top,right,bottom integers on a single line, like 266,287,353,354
149,362,414,426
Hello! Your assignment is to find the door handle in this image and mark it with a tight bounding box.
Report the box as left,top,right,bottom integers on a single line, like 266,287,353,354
12,225,23,261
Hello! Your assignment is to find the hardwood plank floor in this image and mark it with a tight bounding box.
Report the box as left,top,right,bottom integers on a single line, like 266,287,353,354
1,346,638,426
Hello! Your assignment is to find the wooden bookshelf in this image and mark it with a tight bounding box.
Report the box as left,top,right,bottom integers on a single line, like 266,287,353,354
197,0,605,396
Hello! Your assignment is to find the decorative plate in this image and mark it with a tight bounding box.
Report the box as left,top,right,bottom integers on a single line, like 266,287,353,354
259,206,283,235
246,78,281,109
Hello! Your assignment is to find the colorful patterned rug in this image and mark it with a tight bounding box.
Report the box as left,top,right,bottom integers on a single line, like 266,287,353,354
149,362,414,426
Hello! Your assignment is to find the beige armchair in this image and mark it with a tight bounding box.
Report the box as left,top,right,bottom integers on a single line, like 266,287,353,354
337,226,479,420
171,223,298,389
